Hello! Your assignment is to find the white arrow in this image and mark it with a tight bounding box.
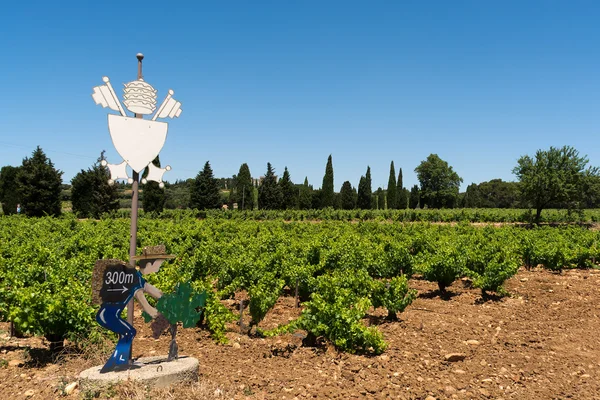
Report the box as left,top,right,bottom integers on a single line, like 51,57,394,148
107,285,128,294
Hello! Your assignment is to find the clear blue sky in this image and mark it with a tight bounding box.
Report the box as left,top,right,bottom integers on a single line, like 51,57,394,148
1,0,599,191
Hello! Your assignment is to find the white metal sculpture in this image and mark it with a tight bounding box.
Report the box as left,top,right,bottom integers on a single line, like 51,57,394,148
92,74,182,188
90,55,184,365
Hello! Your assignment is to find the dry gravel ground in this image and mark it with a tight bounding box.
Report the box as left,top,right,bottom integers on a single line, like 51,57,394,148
1,267,600,399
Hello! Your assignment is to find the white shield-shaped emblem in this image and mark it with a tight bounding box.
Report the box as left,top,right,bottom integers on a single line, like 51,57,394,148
107,115,168,173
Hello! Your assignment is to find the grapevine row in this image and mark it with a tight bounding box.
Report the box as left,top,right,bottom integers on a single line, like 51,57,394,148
119,207,600,223
0,216,598,354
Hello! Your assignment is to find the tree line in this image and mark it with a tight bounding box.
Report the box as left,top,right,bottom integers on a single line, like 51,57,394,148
1,145,599,223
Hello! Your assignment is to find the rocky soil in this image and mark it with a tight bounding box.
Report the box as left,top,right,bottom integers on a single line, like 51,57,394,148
1,267,599,399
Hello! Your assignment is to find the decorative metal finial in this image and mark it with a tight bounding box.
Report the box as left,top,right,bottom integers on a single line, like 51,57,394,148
136,53,144,81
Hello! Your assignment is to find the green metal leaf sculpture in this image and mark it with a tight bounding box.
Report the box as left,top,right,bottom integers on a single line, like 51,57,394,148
142,282,207,361
157,282,207,328
142,310,153,323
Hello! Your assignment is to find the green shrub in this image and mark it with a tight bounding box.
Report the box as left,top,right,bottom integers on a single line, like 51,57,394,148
372,275,417,320
417,239,466,293
464,243,520,296
270,270,387,354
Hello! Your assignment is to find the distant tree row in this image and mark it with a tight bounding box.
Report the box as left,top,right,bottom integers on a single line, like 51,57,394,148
0,147,166,218
461,179,522,209
1,145,599,223
140,148,600,222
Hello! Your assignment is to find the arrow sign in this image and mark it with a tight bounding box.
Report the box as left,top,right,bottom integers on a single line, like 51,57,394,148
95,262,140,304
107,285,128,294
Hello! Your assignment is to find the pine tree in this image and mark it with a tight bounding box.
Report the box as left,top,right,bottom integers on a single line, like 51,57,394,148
190,161,221,210
298,177,312,210
386,161,397,210
142,156,166,213
71,151,119,218
409,185,420,209
17,146,63,217
258,162,283,210
340,180,356,210
0,165,21,215
235,163,254,210
278,167,297,209
321,155,334,208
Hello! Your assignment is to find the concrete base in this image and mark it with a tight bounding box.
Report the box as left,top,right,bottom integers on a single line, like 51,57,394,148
79,356,198,391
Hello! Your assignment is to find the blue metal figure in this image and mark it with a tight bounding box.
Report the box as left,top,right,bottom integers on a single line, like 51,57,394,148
93,245,174,373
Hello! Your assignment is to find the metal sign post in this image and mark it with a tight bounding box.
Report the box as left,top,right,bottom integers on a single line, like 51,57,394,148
91,53,182,365
127,53,145,328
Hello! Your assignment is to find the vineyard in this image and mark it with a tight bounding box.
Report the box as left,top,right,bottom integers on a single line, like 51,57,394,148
1,214,600,398
0,214,599,353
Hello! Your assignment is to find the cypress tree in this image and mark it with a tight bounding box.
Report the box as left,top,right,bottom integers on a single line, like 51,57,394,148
225,174,238,209
376,187,385,210
366,166,373,209
340,180,356,210
396,167,408,209
397,168,403,190
321,154,334,208
142,156,166,213
278,166,297,209
298,177,312,210
409,185,420,209
357,175,370,209
190,161,221,210
17,146,63,217
400,188,410,209
258,162,283,209
252,186,259,209
386,161,397,210
236,163,254,210
71,151,119,218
